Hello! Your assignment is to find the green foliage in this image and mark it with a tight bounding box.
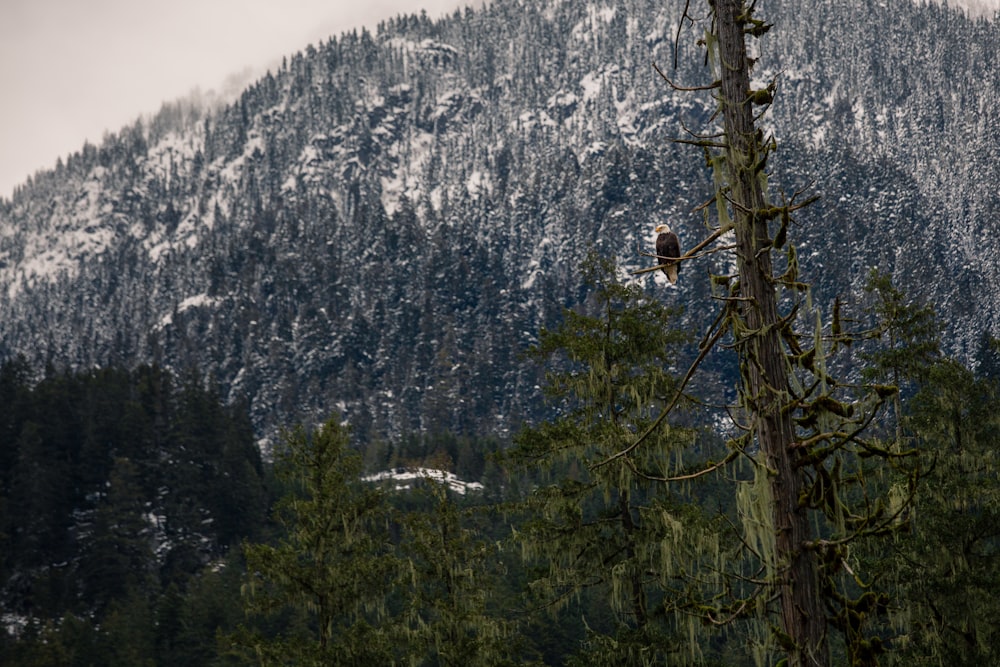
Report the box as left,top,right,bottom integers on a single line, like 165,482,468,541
99,588,158,667
0,361,266,666
234,416,527,666
861,269,941,390
235,417,398,665
396,484,522,666
673,4,932,663
79,456,157,610
881,359,1000,665
0,286,995,667
504,253,723,664
831,274,1000,666
973,333,1000,385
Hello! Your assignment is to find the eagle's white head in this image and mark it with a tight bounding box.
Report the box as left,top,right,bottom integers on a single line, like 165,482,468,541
654,223,672,234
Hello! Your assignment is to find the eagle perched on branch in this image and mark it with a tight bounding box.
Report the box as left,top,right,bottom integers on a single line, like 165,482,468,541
654,223,681,284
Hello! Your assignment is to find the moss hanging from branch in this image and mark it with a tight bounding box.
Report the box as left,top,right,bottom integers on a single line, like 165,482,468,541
651,1,923,665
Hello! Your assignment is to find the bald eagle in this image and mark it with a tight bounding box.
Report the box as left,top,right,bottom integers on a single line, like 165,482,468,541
654,224,680,284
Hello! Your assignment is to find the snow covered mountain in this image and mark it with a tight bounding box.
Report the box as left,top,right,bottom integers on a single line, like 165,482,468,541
928,0,1000,17
1,0,997,443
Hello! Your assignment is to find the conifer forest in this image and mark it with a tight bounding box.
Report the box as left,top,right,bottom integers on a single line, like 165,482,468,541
2,0,1000,664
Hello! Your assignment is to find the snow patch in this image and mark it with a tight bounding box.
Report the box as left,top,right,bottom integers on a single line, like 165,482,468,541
157,293,221,329
593,5,616,23
2,613,29,638
1,166,119,298
466,170,492,197
144,131,202,187
571,4,617,42
547,89,579,110
513,110,556,133
917,0,999,17
521,236,554,290
363,467,484,495
579,71,604,101
382,37,459,67
381,129,434,217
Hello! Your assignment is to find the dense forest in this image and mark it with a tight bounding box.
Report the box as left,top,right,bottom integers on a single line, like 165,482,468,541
1,0,998,444
2,258,999,664
0,362,267,663
3,0,1000,664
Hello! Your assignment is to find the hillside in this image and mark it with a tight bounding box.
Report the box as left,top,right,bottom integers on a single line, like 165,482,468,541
1,0,998,442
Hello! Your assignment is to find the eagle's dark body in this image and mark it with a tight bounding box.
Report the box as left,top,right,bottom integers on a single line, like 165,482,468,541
655,224,680,284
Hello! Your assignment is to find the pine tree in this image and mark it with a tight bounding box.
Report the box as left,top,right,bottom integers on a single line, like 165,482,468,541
396,484,520,666
505,253,719,664
98,588,157,667
234,416,398,666
861,269,940,447
79,456,156,611
882,358,1000,665
7,417,75,605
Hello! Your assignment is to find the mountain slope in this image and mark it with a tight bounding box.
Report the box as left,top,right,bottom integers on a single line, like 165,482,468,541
1,0,997,442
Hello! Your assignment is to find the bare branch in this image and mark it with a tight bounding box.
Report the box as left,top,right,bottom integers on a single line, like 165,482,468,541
672,137,729,149
591,310,728,469
633,449,740,483
673,0,693,70
679,116,725,140
633,244,736,276
654,62,721,91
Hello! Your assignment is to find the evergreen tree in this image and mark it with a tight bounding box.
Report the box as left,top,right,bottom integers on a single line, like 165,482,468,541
234,416,398,665
505,253,719,664
79,456,157,611
881,358,1000,665
98,587,158,667
396,484,520,666
7,417,75,610
0,361,268,664
165,564,247,667
973,332,1000,386
861,269,941,446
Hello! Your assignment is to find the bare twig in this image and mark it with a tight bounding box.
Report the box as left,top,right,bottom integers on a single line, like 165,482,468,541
673,0,693,70
654,62,721,92
679,116,725,140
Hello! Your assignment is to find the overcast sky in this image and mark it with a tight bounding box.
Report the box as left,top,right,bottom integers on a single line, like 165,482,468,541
0,0,474,199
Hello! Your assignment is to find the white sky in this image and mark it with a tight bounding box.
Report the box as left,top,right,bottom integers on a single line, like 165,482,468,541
0,0,474,199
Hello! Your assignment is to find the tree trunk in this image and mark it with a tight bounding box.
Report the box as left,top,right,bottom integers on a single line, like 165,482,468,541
710,1,828,664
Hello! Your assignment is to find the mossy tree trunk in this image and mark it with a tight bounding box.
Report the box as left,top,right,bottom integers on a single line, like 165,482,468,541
710,1,827,663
